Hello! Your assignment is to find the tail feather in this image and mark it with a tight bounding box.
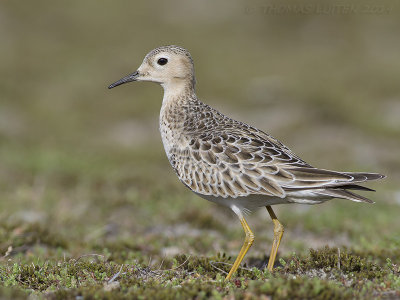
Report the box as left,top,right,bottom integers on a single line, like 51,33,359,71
285,168,385,190
315,189,374,203
337,184,375,192
282,167,385,203
344,172,386,182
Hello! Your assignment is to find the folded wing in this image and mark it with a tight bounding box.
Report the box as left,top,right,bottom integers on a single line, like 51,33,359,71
172,131,384,203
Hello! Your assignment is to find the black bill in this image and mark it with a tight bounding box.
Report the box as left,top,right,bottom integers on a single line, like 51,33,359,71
108,71,140,89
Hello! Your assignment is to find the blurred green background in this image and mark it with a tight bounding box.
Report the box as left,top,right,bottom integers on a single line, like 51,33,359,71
1,0,399,276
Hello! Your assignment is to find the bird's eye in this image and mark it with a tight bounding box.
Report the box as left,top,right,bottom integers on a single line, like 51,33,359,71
157,58,168,65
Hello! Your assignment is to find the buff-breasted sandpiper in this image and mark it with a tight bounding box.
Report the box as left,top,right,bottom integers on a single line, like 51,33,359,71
108,45,385,280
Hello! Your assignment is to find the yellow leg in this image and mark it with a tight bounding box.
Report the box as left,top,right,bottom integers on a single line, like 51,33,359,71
266,206,284,271
225,211,254,281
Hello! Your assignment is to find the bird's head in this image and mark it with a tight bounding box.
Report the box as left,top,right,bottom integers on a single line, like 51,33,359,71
108,45,195,91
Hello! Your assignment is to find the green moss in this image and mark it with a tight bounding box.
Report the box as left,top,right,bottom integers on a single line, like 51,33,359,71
47,281,227,300
239,277,356,300
92,240,151,264
281,246,388,289
1,248,399,299
173,253,257,279
1,260,124,292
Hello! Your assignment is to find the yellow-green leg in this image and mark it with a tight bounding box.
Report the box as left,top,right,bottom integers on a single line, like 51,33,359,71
266,205,284,271
225,207,254,281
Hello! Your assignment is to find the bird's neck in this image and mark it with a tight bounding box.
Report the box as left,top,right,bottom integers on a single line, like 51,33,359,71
162,78,195,99
161,79,196,112
159,80,197,155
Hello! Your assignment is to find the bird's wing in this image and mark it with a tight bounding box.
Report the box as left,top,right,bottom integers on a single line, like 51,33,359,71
172,130,303,198
172,130,384,199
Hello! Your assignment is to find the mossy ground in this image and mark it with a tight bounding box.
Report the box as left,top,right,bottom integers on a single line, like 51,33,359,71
1,0,400,299
1,246,400,299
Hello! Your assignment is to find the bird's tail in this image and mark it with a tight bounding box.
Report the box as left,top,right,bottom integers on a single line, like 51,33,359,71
315,172,386,203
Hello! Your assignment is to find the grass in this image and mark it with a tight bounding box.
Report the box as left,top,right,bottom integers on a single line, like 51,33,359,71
1,247,399,299
1,0,400,298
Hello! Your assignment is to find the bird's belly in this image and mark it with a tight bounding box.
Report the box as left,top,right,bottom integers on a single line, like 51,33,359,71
194,191,330,211
194,193,292,211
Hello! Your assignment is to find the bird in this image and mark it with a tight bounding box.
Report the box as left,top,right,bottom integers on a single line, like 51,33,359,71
108,45,385,281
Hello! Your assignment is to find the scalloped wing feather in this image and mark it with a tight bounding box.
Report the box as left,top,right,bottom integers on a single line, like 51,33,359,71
173,132,384,200
164,101,384,202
